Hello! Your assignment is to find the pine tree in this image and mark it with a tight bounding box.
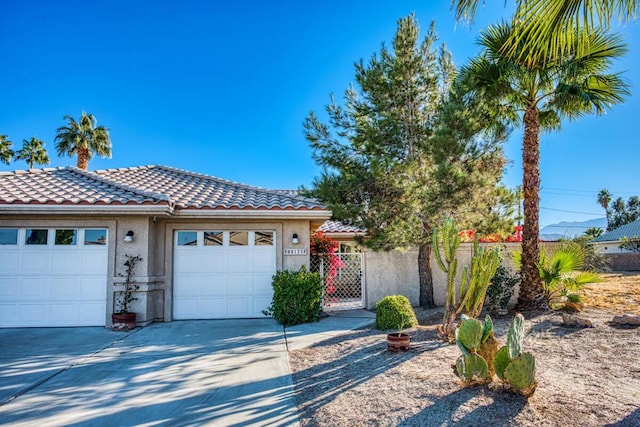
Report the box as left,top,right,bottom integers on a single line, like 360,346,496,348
304,15,511,307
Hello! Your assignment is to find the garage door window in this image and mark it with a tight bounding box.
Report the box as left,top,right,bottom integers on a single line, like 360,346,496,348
25,229,48,245
255,231,273,246
204,231,223,246
229,231,248,246
177,231,197,246
0,229,18,245
84,229,107,245
55,229,77,245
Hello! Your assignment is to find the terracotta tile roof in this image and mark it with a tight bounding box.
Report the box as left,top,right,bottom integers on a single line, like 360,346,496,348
0,165,325,211
0,167,168,206
318,220,366,233
95,165,325,210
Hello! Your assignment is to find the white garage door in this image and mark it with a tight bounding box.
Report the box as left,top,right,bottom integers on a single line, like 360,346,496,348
173,230,276,319
0,228,108,327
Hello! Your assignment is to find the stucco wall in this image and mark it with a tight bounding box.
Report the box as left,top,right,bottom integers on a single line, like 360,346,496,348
363,242,536,309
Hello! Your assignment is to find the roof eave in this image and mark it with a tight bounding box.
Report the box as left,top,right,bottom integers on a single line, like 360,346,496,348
172,208,333,220
0,204,174,215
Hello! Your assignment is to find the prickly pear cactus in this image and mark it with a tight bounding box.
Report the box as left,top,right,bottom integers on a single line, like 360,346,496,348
494,346,511,380
507,313,525,359
455,316,483,353
455,354,489,383
504,352,537,396
478,332,499,377
494,314,537,397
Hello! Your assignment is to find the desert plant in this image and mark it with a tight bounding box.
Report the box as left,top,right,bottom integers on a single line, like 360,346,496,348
487,265,519,315
434,216,501,340
494,313,537,397
114,255,142,314
454,314,498,385
375,295,418,331
263,266,323,326
513,242,603,311
571,235,611,272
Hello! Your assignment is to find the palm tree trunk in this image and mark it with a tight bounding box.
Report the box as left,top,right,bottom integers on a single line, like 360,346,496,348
77,148,89,170
517,106,547,310
418,242,435,308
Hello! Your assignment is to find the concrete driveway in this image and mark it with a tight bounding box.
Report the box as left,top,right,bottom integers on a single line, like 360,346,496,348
0,319,298,427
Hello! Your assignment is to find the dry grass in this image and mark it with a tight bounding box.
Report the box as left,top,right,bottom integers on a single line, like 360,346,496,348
582,272,640,315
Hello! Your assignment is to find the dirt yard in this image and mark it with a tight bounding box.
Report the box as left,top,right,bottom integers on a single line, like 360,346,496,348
289,273,640,426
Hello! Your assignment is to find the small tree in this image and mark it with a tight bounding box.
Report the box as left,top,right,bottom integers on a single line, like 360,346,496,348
15,137,50,169
304,15,511,308
0,135,14,165
599,190,640,231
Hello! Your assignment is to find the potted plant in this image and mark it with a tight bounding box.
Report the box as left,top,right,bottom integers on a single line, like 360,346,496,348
112,254,142,331
387,314,411,352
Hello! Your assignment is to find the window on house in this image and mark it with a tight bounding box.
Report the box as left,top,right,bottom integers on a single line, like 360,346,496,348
0,229,18,245
229,231,248,246
177,231,198,246
55,229,77,245
255,231,274,246
84,229,108,245
25,229,48,245
204,231,223,246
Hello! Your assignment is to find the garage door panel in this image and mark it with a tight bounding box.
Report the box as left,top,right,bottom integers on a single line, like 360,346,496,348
81,277,106,298
201,275,227,295
227,297,251,316
174,276,202,296
81,252,109,274
0,278,18,297
200,298,227,317
79,303,106,323
52,253,76,274
18,304,48,323
0,304,17,324
50,303,79,322
228,275,253,294
253,274,273,293
21,253,50,273
0,252,20,272
175,252,202,273
20,278,48,298
227,253,250,272
51,277,79,299
253,297,271,314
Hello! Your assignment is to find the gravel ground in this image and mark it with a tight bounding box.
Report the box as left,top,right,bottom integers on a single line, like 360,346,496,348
289,307,640,426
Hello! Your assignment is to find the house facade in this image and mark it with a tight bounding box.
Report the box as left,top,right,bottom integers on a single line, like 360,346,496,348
0,166,331,328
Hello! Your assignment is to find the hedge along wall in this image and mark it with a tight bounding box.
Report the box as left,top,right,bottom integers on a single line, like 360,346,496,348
363,242,561,310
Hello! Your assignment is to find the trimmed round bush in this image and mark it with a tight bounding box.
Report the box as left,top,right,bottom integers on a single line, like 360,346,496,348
375,295,418,331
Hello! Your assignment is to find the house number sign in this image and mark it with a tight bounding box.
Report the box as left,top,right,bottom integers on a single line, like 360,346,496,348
284,248,307,256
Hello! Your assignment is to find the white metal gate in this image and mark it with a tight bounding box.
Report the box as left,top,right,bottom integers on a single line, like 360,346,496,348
310,252,365,310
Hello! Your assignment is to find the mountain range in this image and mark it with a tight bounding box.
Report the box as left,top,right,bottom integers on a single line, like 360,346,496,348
539,217,607,241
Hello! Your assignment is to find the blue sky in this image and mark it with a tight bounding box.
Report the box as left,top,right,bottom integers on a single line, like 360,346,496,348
1,0,638,228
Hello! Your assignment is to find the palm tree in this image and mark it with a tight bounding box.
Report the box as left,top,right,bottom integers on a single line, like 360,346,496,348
15,137,50,169
0,135,14,165
453,0,638,66
597,188,612,230
55,112,112,170
462,23,629,309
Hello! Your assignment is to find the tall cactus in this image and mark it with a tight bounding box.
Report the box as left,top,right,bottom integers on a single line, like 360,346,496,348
494,313,537,397
434,216,501,341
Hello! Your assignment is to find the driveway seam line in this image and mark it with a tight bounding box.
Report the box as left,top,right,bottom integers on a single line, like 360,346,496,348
1,327,143,406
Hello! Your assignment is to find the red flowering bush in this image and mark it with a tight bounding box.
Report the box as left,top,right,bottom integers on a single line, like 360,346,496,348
458,225,523,243
310,232,345,300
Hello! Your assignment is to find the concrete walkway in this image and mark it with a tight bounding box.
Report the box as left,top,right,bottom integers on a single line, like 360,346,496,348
0,311,375,427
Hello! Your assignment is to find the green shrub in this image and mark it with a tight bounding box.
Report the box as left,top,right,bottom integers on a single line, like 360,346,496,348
487,265,519,314
375,295,417,331
262,266,323,326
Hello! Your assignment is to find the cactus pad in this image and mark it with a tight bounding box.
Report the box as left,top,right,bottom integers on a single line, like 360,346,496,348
494,346,511,380
456,317,483,352
478,332,499,377
504,352,536,391
455,354,489,382
481,315,493,343
507,313,525,359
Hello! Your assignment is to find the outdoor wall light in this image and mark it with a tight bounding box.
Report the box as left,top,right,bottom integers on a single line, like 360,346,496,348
291,233,299,245
124,230,134,243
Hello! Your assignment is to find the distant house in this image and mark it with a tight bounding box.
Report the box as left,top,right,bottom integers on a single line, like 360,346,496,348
0,165,331,328
590,219,640,254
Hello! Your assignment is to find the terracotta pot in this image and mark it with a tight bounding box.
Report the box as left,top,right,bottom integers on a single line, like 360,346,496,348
387,332,410,352
112,312,136,331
